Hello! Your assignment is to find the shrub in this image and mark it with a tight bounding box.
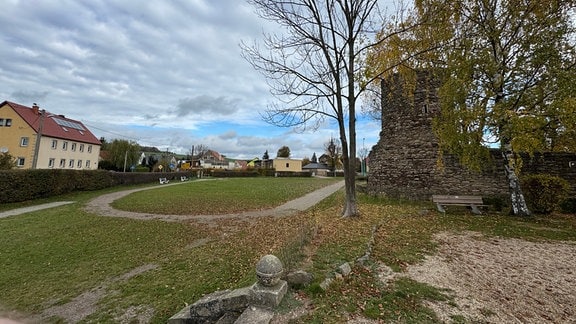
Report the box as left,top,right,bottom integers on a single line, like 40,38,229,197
482,196,507,212
560,198,576,214
521,174,570,214
0,152,16,170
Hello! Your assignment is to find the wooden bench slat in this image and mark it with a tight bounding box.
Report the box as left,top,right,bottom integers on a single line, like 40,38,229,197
433,195,483,201
435,200,483,205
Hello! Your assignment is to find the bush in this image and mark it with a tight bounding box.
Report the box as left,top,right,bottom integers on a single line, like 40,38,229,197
560,198,576,214
482,196,507,212
521,174,570,214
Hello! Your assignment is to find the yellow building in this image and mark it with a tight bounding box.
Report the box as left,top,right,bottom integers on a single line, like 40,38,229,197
272,158,302,172
0,101,101,170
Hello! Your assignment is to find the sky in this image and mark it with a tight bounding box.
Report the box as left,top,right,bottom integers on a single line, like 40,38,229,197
0,0,382,160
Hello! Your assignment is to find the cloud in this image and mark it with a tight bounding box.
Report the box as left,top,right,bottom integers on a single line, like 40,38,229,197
174,96,240,117
218,130,238,140
0,0,381,161
10,90,50,104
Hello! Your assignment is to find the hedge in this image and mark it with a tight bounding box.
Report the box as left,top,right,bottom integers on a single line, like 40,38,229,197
0,169,195,204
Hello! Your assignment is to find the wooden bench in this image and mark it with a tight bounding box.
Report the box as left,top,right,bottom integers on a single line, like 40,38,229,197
159,177,169,184
180,176,189,182
432,195,485,215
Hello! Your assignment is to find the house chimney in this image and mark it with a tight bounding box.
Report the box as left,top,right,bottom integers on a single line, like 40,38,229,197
32,103,39,115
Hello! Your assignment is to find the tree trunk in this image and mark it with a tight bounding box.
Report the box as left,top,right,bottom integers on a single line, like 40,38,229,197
502,151,531,216
342,163,358,217
338,119,359,217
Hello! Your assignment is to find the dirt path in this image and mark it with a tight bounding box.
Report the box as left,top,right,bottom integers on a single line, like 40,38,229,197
0,202,74,219
406,231,576,323
41,264,158,323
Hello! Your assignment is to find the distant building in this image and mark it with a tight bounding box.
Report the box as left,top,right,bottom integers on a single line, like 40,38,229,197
273,158,302,172
246,157,260,168
0,101,101,170
302,152,329,176
199,150,237,169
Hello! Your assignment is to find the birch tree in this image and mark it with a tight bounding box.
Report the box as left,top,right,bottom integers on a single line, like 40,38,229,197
368,0,576,216
437,0,575,216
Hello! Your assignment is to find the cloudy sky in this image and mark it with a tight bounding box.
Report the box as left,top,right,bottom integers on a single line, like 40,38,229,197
0,0,381,160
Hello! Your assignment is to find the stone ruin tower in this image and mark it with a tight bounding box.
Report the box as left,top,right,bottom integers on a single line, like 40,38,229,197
367,70,509,200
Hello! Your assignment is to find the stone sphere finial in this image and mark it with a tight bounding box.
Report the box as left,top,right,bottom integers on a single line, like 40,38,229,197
255,254,284,287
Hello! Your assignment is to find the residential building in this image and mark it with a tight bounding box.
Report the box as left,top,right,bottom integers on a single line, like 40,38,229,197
199,150,237,169
273,158,302,172
302,152,329,176
0,101,101,170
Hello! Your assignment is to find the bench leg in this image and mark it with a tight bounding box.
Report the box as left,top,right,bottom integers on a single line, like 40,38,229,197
436,203,446,213
470,204,482,215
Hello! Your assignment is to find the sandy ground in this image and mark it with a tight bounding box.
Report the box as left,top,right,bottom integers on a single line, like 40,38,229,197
406,231,576,323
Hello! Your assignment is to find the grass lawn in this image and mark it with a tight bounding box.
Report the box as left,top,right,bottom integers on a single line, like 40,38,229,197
111,177,343,214
1,177,575,323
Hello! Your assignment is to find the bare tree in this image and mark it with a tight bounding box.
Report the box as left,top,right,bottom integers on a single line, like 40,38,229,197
242,0,401,217
190,144,209,159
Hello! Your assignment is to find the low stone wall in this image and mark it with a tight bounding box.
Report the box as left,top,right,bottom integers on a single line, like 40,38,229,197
368,147,576,202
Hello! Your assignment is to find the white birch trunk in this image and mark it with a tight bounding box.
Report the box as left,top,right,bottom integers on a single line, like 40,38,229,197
503,151,531,216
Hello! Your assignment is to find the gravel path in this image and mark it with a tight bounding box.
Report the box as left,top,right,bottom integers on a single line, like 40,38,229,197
0,202,74,219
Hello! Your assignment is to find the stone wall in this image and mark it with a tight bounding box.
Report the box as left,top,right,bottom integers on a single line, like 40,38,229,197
367,71,576,202
521,153,576,196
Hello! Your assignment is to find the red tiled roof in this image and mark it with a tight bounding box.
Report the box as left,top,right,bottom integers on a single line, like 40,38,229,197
2,101,101,145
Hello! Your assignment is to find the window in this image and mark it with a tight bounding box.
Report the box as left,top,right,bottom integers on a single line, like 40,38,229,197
68,159,75,168
17,157,25,167
20,137,29,147
87,145,92,153
62,141,68,150
286,163,290,168
77,160,82,168
0,118,4,126
85,160,91,169
5,119,12,127
79,144,84,152
71,143,77,151
51,140,58,149
59,159,66,168
48,158,55,168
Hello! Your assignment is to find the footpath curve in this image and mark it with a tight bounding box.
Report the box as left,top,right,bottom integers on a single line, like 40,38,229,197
84,180,345,222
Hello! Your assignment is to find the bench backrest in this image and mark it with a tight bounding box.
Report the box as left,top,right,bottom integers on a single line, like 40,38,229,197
432,195,483,204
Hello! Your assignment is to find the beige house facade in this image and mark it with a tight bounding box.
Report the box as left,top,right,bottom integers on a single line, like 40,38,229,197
272,158,302,172
0,101,101,170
